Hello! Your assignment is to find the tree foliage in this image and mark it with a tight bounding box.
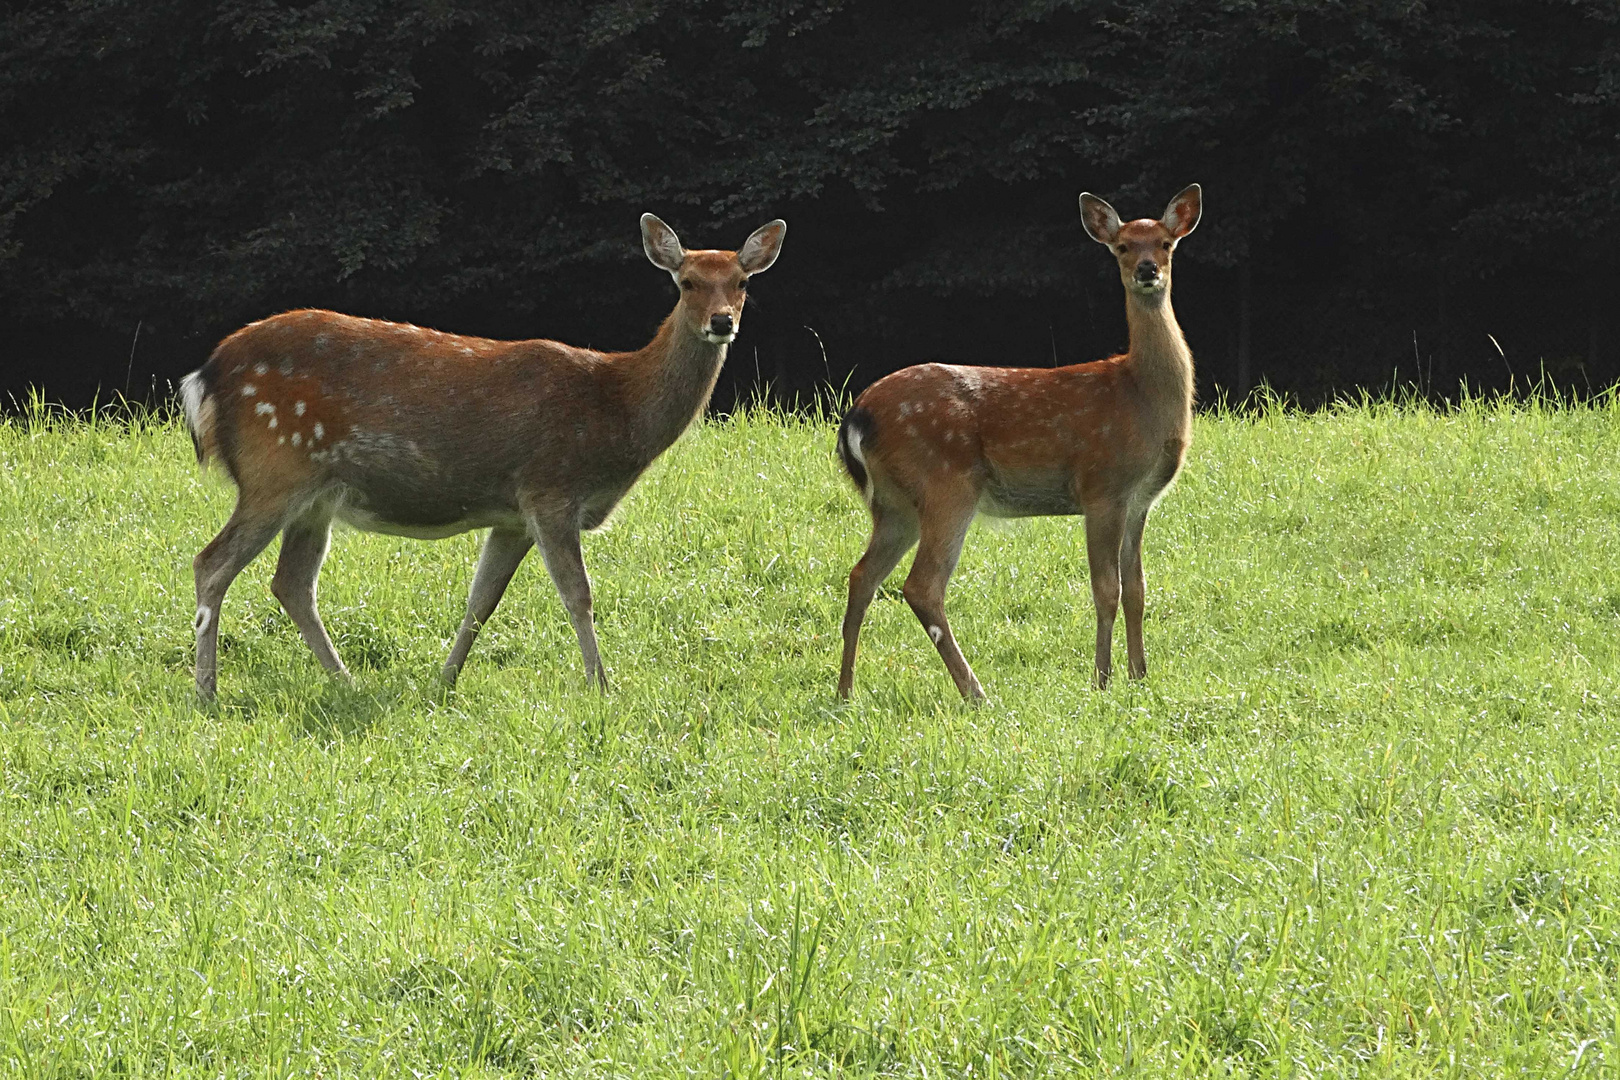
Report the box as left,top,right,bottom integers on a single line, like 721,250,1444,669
3,0,1617,405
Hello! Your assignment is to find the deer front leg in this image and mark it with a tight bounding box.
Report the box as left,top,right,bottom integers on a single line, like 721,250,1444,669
532,520,608,690
1120,508,1150,680
442,527,533,686
1085,507,1127,689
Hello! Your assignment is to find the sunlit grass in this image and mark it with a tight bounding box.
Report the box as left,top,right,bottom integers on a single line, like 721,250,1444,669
2,393,1619,1076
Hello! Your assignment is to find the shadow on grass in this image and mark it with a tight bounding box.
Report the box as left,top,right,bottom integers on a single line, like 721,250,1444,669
223,674,393,741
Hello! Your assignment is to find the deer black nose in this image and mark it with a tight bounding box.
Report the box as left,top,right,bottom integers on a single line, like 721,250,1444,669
709,313,734,335
1135,262,1160,282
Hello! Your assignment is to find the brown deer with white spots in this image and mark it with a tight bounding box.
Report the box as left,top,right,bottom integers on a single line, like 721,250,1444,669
835,185,1201,700
180,213,785,700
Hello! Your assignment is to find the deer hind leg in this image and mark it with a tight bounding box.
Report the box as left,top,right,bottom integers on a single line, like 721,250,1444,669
442,527,533,686
902,491,984,701
193,502,287,701
271,505,350,683
1084,505,1128,689
532,519,608,691
1120,508,1150,680
838,501,920,699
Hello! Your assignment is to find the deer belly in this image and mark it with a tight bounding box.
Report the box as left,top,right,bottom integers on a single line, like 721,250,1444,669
318,433,527,538
978,469,1080,518
331,475,523,539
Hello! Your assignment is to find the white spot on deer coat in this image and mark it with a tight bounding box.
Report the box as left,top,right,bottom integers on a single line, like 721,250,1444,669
313,422,325,440
241,384,257,396
294,401,306,416
291,432,302,447
255,402,275,415
254,362,268,375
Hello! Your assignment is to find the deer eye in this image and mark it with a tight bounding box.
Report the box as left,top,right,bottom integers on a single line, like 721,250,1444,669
1116,245,1128,254
679,280,694,291
737,278,749,290
1162,241,1172,250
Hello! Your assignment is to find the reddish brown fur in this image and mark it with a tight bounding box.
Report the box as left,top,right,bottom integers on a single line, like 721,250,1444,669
182,214,785,699
836,185,1202,700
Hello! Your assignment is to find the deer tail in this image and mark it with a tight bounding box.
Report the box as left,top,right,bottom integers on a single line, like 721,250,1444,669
837,405,875,505
178,368,220,468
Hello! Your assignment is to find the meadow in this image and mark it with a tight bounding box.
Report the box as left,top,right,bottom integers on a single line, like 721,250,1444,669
2,395,1620,1077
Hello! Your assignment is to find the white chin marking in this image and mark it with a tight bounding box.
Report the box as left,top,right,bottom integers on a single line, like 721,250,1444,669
194,606,213,634
702,332,736,345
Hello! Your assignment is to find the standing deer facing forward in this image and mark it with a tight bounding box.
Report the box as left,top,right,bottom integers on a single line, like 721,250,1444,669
180,214,786,700
836,185,1201,700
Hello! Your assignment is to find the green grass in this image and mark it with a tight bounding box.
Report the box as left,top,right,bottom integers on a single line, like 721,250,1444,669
3,394,1620,1076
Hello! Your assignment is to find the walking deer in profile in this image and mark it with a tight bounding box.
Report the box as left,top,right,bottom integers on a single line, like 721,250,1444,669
180,213,786,700
835,185,1201,700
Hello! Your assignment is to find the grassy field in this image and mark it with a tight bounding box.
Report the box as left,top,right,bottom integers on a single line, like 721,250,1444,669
3,395,1620,1077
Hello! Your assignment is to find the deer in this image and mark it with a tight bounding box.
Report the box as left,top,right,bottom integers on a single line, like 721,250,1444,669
835,184,1201,701
179,213,786,700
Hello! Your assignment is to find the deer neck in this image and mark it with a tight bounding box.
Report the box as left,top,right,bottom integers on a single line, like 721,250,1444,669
1123,285,1194,425
621,313,728,461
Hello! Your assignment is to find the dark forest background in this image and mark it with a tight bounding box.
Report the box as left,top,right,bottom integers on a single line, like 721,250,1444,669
3,0,1618,411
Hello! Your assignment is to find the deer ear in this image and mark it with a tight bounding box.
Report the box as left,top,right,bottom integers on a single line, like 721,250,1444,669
641,213,686,273
1079,193,1122,245
1162,184,1202,238
738,219,786,273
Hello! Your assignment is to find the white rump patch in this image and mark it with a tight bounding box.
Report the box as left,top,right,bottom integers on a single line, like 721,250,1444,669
928,624,943,644
194,606,213,634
